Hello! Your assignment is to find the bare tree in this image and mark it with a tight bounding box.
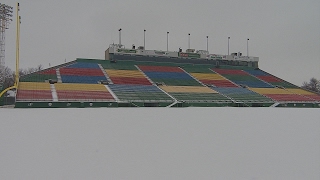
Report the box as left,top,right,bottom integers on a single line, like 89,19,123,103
302,78,319,93
1,65,44,90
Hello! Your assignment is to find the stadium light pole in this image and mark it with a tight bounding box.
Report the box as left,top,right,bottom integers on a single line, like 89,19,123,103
247,38,249,57
188,33,190,49
118,28,122,47
206,36,208,52
228,37,230,55
167,31,169,51
144,29,146,49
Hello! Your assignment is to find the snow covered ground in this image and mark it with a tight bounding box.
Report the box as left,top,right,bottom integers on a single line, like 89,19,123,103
1,108,319,180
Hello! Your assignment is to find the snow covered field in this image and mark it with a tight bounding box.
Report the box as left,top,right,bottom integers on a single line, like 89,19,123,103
1,108,319,180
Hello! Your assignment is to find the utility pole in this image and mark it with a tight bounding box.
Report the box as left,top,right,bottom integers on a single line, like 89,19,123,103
166,31,169,51
188,33,190,49
118,28,122,48
247,38,249,57
206,36,208,52
144,29,146,49
228,37,230,55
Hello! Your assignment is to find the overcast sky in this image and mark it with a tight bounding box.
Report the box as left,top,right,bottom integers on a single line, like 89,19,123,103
1,0,320,85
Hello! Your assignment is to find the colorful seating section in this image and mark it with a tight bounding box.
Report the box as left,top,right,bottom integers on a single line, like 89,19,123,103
20,69,57,82
16,59,320,106
16,82,53,101
213,69,274,88
244,69,298,88
213,87,273,103
160,86,231,102
55,83,114,101
105,69,151,85
286,88,320,101
108,84,173,102
249,88,315,102
60,62,107,84
139,65,201,86
190,73,237,87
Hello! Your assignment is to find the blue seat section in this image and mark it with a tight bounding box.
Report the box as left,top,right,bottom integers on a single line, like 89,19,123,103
232,80,274,88
61,75,106,84
244,69,268,76
65,62,100,69
144,72,192,79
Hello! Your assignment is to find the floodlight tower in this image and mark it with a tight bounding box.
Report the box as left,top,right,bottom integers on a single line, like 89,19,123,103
0,3,13,90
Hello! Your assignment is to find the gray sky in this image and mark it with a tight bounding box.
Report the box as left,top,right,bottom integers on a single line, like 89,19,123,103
2,0,320,85
1,108,320,179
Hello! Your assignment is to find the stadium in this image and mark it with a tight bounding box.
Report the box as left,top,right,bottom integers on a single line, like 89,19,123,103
0,42,319,108
0,3,319,108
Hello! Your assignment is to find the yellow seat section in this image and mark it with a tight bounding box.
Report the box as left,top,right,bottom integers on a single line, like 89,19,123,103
286,88,317,95
105,69,145,78
249,88,294,95
190,73,226,80
55,83,108,91
19,82,51,90
160,86,217,93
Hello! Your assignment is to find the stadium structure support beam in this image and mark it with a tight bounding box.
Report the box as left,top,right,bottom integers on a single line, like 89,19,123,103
0,85,16,98
14,2,20,88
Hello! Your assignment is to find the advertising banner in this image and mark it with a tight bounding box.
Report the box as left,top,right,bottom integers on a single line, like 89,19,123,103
179,52,200,58
117,49,137,53
207,54,224,60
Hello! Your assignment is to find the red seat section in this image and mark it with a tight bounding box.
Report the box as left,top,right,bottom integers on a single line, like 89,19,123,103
265,94,315,102
256,75,282,82
59,68,104,76
16,90,53,101
138,65,184,72
39,69,57,75
110,77,152,85
304,95,320,101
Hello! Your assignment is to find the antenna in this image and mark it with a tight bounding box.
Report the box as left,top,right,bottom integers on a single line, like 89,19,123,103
118,28,122,48
188,33,190,49
0,3,13,90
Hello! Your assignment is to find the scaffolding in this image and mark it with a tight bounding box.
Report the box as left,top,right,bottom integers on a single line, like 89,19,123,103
0,3,13,90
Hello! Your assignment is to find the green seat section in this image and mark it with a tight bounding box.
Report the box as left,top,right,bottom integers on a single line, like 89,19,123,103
213,87,274,103
108,84,173,102
169,92,231,102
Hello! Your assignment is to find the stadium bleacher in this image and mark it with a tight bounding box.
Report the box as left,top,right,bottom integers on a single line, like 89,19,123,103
105,69,151,85
54,83,114,101
244,69,298,88
16,82,53,101
108,84,173,103
139,65,201,86
13,58,320,108
20,69,58,82
160,86,231,103
213,68,274,88
59,62,107,84
213,87,273,104
249,88,315,102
